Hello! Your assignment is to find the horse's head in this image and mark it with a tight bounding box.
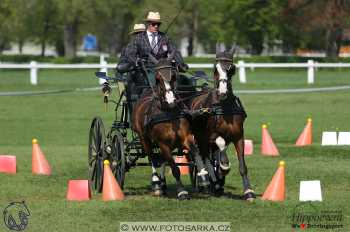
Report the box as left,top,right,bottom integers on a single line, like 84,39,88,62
214,46,236,101
149,52,177,109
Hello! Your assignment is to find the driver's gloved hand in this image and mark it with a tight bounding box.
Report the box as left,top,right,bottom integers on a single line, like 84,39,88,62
116,62,132,73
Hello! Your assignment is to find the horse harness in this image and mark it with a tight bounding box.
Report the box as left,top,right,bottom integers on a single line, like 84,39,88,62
196,90,247,120
143,96,190,133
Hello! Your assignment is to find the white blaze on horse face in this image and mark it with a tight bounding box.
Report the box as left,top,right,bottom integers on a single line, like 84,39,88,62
216,63,228,94
164,80,175,104
215,136,226,151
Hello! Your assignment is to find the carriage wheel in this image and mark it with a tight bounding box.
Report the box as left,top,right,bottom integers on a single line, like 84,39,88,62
110,132,126,189
88,117,106,193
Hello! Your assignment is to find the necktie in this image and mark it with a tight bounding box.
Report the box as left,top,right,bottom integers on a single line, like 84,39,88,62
151,33,158,54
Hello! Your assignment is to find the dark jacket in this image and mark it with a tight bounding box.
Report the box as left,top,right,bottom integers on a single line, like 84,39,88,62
126,31,186,68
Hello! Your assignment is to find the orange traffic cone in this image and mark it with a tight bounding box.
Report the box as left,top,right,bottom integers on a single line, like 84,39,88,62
175,154,190,175
0,155,17,174
261,124,279,156
295,118,312,146
32,138,51,175
66,180,91,201
102,160,125,201
261,161,285,201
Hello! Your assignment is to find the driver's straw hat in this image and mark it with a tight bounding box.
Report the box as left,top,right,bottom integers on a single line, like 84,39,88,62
145,12,161,23
129,24,146,35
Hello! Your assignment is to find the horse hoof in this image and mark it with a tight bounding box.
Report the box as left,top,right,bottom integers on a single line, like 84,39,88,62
219,168,230,177
177,190,190,200
212,184,224,196
243,189,256,201
213,189,224,197
161,180,167,191
219,162,231,172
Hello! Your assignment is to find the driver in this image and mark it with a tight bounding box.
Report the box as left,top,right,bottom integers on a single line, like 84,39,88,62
117,12,189,121
129,12,187,69
118,23,146,116
119,12,188,85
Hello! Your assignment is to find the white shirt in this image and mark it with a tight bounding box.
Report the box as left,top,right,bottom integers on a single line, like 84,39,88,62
147,30,158,47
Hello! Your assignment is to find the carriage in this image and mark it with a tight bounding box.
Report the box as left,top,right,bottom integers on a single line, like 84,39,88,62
87,60,209,193
88,51,256,201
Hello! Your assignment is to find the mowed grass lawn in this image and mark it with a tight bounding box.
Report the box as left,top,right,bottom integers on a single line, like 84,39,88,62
0,69,350,231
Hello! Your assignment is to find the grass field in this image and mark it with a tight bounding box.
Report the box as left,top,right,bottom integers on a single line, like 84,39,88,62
0,69,350,232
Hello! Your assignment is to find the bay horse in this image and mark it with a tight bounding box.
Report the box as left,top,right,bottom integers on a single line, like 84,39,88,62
190,48,256,201
132,54,209,200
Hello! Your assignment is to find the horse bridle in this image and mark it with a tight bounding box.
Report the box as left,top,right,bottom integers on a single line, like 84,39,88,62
214,60,232,90
154,66,178,107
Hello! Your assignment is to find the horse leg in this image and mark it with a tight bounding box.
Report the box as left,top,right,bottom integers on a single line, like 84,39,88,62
187,141,210,187
206,134,230,195
141,136,163,196
234,137,256,201
159,161,167,193
215,136,231,172
150,158,164,196
204,155,220,194
159,143,189,200
179,120,210,187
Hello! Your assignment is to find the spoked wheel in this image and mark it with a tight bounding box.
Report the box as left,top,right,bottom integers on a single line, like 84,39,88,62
88,117,106,193
110,132,126,189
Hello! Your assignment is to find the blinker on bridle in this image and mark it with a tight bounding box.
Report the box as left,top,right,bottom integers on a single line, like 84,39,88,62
216,57,234,73
215,57,233,62
155,65,175,82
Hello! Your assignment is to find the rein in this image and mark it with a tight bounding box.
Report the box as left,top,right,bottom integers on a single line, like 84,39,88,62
140,62,157,98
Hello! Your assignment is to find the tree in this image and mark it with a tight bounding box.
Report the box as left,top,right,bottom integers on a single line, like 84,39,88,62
0,0,14,53
287,0,350,57
5,0,33,54
196,0,226,53
222,0,283,55
55,0,90,58
178,0,200,56
194,0,284,55
88,0,141,56
29,0,59,56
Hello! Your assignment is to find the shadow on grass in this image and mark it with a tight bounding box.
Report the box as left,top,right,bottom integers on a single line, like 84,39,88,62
123,184,257,201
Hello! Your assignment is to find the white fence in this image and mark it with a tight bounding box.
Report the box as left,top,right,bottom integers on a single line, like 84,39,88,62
1,56,350,85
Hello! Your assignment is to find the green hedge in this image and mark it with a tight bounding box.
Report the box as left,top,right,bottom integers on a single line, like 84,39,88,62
0,54,349,64
0,55,118,64
185,56,350,63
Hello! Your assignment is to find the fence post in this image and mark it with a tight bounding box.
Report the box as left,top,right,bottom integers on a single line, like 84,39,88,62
99,55,107,84
307,60,314,84
30,61,38,85
238,60,246,83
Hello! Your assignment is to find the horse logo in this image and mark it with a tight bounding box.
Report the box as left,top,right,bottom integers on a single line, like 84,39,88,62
3,201,30,231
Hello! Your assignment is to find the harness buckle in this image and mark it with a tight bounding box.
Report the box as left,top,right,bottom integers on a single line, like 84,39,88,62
200,107,211,114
